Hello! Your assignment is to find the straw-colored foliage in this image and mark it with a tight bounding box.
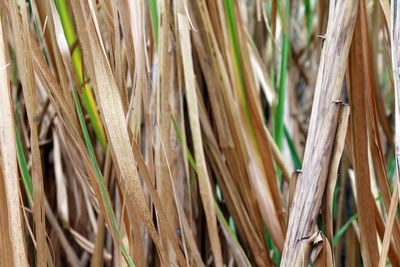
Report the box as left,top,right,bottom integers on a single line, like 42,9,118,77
1,0,400,266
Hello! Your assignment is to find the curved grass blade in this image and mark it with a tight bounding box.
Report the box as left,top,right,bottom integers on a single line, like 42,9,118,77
72,86,134,267
333,213,359,247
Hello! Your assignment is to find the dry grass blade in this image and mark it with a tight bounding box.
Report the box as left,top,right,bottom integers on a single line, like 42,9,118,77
9,0,47,265
345,3,385,266
324,105,350,246
0,165,16,267
0,15,28,267
70,1,186,265
392,0,400,153
348,12,380,264
45,199,80,267
155,0,186,265
387,3,400,267
281,0,358,265
378,185,399,267
2,0,400,265
71,0,163,261
177,11,223,267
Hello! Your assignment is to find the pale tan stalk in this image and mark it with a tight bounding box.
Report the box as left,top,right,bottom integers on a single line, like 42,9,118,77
281,0,358,264
178,12,223,267
9,0,47,265
0,16,28,267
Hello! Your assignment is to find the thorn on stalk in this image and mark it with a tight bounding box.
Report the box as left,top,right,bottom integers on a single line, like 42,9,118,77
291,169,302,179
317,34,327,47
297,235,313,245
332,100,349,107
297,231,322,244
298,235,311,242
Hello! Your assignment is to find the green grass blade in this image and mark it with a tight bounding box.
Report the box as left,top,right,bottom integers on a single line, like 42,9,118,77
171,116,198,173
215,201,250,265
304,0,312,41
15,95,133,265
72,86,134,267
55,0,107,150
273,0,290,150
224,0,253,135
263,226,281,265
283,126,302,169
215,201,238,242
273,33,288,149
333,213,359,247
14,121,33,207
388,155,395,187
148,0,159,46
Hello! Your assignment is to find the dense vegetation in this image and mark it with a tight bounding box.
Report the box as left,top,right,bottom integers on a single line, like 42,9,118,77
0,0,399,266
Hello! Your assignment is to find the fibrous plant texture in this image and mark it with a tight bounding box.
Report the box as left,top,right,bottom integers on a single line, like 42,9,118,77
1,0,400,266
